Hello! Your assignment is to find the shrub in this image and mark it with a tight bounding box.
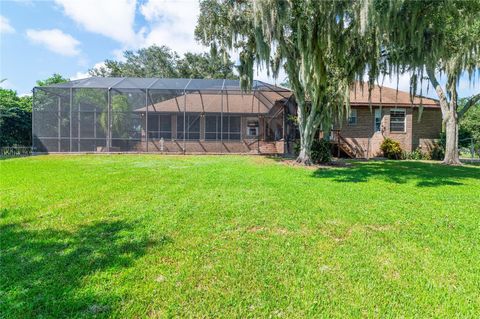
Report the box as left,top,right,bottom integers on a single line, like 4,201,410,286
403,147,430,160
293,139,332,163
311,139,332,163
429,143,445,160
380,138,402,159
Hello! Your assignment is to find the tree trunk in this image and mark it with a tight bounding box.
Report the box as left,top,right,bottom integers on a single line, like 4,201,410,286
296,124,315,165
295,98,318,165
425,66,462,166
443,111,462,165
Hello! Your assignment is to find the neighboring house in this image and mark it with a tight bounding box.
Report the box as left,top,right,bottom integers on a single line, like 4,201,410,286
32,77,441,157
328,84,441,158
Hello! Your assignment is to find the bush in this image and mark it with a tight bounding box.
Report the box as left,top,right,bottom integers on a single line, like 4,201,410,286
429,143,445,160
293,139,332,163
403,147,430,160
380,138,403,159
311,139,332,163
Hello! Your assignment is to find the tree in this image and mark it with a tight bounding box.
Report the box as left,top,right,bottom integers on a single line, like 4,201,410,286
177,52,237,79
0,74,69,147
36,73,69,87
459,97,480,155
363,0,480,165
89,45,238,79
0,89,32,147
196,0,375,164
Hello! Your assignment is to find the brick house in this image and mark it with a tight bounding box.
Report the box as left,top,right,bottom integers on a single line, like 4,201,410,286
33,77,441,157
325,85,442,158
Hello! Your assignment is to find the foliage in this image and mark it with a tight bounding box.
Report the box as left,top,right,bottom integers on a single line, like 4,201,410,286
176,52,238,79
0,89,32,147
459,97,480,151
311,139,332,163
380,138,403,160
1,155,480,317
36,73,69,87
0,74,69,147
98,95,131,139
402,148,430,161
89,45,238,79
363,0,480,164
195,0,375,164
294,139,332,163
429,142,446,161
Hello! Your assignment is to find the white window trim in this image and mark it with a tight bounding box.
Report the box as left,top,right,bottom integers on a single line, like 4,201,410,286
390,108,406,133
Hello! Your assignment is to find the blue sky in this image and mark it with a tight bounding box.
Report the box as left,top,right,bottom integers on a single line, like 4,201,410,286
1,0,479,98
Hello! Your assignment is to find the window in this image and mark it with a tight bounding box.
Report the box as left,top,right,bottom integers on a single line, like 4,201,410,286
246,119,259,137
205,115,219,140
205,115,241,141
374,108,382,132
348,109,357,125
148,115,171,139
390,109,406,132
222,116,241,140
177,114,200,140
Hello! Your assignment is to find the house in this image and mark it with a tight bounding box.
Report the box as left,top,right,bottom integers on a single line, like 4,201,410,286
32,77,441,157
328,84,441,158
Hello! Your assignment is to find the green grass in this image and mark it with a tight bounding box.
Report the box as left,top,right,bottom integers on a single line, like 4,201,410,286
1,155,480,318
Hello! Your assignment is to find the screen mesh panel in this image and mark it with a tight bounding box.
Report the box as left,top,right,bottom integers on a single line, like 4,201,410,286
33,77,289,154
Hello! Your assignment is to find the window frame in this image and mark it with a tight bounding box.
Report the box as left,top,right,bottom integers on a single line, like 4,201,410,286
389,108,406,133
176,114,200,140
374,108,382,132
204,115,242,141
347,109,358,125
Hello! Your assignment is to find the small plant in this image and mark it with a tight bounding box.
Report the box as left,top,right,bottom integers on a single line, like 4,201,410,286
403,147,430,160
380,138,403,159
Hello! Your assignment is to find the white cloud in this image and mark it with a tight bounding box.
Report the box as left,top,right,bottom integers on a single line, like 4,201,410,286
0,15,15,34
70,71,90,81
70,62,106,80
26,29,81,56
54,0,138,46
139,0,205,54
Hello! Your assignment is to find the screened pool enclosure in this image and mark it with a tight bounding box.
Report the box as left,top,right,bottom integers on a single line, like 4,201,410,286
33,77,293,154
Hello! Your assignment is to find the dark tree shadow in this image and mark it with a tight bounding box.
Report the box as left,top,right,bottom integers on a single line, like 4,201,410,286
312,161,480,187
0,218,172,318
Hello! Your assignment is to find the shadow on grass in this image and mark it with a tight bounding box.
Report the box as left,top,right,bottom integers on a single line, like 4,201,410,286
312,161,480,187
0,218,172,318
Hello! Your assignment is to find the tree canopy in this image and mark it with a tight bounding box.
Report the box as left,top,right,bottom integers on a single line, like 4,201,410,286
196,0,377,164
0,89,32,147
36,74,69,87
89,45,238,80
363,0,480,164
196,0,480,164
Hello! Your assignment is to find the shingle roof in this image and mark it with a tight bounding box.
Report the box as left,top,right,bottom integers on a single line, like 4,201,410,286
350,83,439,107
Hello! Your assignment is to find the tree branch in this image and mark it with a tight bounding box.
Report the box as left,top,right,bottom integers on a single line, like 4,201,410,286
425,65,449,119
457,93,480,119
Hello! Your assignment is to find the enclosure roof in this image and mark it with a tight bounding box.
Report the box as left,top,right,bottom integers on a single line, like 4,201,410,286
38,77,292,94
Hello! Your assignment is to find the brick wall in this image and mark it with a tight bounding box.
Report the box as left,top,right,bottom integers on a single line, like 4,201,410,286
411,108,442,150
337,106,441,158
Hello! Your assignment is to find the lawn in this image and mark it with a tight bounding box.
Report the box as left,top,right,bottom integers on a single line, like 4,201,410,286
1,155,479,318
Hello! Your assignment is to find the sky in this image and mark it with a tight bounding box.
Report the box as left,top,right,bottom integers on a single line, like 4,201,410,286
0,0,478,98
